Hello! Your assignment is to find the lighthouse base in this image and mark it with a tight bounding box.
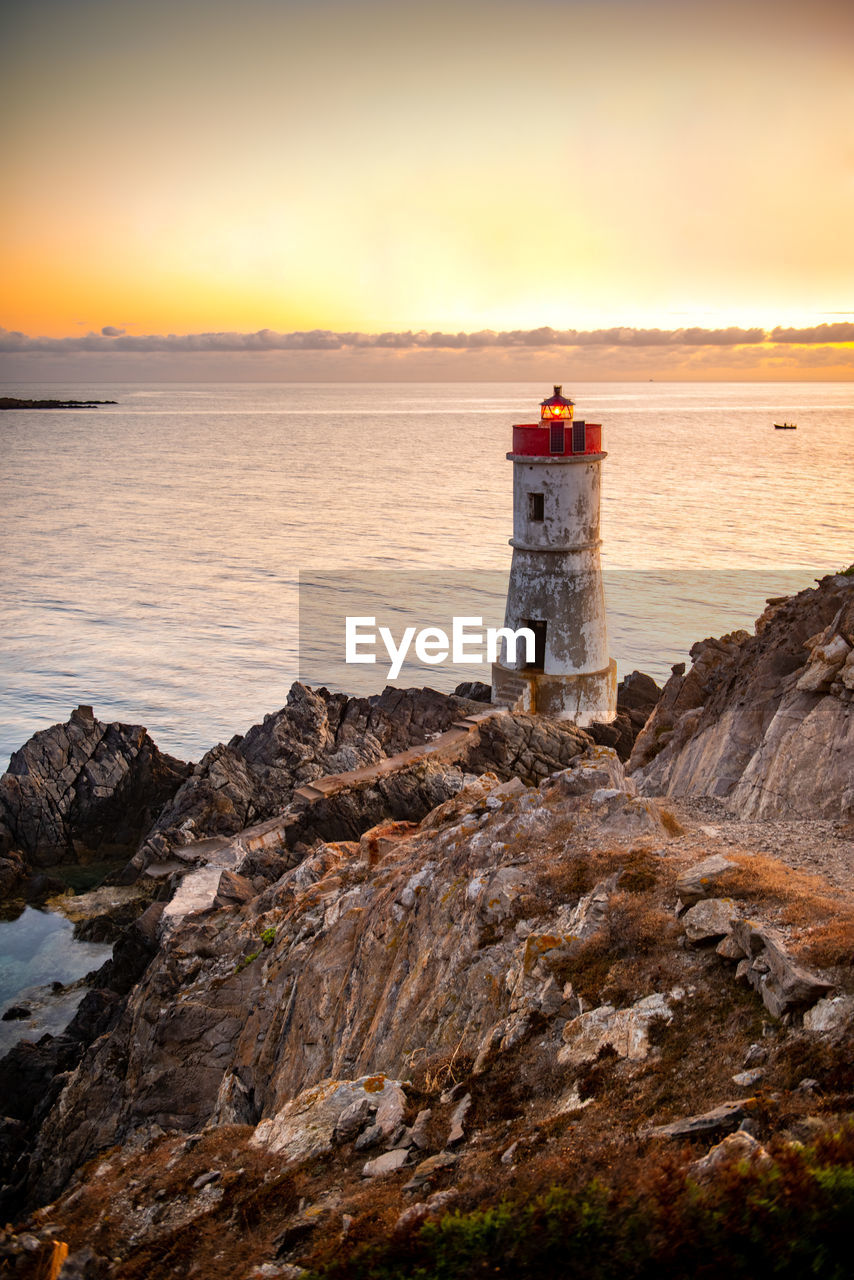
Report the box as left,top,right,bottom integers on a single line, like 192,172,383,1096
491,659,617,726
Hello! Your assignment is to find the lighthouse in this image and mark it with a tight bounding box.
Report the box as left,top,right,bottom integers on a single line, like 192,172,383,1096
491,386,617,725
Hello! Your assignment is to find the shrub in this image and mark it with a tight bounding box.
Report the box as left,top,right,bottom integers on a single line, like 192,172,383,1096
309,1125,854,1279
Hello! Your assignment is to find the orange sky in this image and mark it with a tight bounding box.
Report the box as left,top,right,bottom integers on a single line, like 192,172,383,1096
2,0,853,378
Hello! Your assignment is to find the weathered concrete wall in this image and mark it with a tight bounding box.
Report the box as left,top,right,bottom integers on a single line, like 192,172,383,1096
511,455,602,553
493,453,615,726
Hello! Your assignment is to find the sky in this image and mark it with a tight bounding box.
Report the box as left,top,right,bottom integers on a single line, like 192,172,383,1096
2,0,853,380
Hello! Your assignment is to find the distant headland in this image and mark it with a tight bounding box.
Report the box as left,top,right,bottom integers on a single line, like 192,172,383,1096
0,397,117,410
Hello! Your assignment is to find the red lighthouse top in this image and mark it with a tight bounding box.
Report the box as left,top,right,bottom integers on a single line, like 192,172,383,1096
511,386,603,458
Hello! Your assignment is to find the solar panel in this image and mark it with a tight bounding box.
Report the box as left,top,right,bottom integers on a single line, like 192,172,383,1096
572,420,586,453
549,421,564,453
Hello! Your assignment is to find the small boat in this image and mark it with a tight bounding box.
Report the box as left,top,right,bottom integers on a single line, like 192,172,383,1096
774,422,797,430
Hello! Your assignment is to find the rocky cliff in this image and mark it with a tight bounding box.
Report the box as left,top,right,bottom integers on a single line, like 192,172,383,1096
630,571,854,819
0,598,851,1280
5,738,851,1279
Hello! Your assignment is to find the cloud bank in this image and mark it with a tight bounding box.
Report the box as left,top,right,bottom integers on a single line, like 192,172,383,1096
0,324,782,355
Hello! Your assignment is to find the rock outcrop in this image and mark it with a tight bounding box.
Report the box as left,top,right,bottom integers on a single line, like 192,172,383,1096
630,573,854,818
588,670,662,761
126,684,487,877
25,747,679,1203
0,707,190,866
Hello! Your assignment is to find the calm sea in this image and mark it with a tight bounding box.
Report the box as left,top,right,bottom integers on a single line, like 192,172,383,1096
2,380,852,769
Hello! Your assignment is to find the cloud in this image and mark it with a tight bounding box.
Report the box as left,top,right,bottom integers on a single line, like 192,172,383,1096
769,323,854,344
0,324,771,355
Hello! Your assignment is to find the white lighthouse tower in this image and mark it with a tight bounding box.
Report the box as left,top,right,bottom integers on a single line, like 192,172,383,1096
491,386,616,725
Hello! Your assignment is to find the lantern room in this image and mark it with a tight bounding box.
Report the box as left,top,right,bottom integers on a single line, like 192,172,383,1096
539,385,574,421
510,385,602,458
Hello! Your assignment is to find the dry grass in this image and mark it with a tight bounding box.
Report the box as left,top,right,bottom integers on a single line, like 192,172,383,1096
723,852,854,973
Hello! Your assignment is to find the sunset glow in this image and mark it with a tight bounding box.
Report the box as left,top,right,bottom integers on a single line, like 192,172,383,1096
2,0,853,378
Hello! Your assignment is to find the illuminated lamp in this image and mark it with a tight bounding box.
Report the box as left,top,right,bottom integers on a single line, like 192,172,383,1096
539,384,575,420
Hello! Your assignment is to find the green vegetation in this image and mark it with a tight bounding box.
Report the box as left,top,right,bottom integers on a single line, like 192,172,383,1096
260,926,276,947
234,950,259,974
311,1126,854,1280
838,563,854,576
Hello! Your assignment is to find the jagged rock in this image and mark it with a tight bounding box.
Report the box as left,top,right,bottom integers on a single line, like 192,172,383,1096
453,681,491,702
558,991,678,1066
550,746,634,797
650,1099,753,1139
840,649,854,691
732,1068,764,1087
0,707,190,865
716,934,744,960
361,1147,410,1178
617,670,662,721
592,792,673,840
333,1097,372,1144
675,855,738,906
802,996,854,1033
446,1093,471,1147
46,885,153,943
251,1076,407,1165
464,713,591,784
682,898,736,943
212,1070,257,1126
1,1005,31,1022
796,633,850,692
402,1150,458,1192
353,1122,383,1151
485,777,527,808
0,850,30,897
587,672,661,762
212,870,257,908
127,684,485,877
392,1188,458,1237
743,1043,767,1067
0,1035,82,1124
631,575,854,819
359,820,418,864
729,919,834,1017
3,757,755,1204
278,760,467,849
89,900,164,995
409,1109,433,1150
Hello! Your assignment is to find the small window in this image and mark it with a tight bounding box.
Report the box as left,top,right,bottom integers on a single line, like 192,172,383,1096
572,420,586,453
528,492,545,522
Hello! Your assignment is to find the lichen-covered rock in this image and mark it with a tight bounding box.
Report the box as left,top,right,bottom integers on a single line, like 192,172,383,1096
682,898,736,943
251,1076,406,1165
558,990,679,1066
802,995,854,1033
551,746,634,797
728,918,834,1017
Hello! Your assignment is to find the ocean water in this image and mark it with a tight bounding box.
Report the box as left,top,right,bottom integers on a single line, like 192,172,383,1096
1,380,852,768
0,905,112,1054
